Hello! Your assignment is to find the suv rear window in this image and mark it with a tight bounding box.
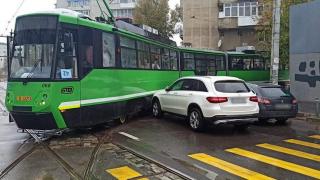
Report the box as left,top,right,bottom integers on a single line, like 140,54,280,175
260,87,288,97
214,80,250,93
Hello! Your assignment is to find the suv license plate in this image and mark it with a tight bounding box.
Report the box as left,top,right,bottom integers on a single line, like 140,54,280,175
275,104,291,110
231,98,246,104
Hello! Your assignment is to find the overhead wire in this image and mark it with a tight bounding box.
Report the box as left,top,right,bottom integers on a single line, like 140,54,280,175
1,0,26,36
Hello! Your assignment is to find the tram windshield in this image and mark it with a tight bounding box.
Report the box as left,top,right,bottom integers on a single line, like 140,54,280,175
10,16,57,79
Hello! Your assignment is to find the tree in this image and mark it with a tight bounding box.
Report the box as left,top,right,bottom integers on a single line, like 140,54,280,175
256,0,310,69
133,0,181,37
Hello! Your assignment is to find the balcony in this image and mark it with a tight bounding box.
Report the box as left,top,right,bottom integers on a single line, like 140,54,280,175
218,0,238,3
218,18,238,29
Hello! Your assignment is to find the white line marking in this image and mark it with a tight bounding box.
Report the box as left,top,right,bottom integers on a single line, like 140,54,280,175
119,132,140,141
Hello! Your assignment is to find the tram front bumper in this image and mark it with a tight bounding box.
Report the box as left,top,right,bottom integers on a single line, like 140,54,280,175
10,112,58,130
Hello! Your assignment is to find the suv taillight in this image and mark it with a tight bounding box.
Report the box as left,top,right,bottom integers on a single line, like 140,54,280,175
249,96,258,102
258,97,271,105
206,97,228,103
292,99,297,104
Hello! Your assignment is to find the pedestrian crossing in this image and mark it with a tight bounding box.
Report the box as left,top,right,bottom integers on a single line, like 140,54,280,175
189,135,320,179
105,135,320,180
106,166,149,180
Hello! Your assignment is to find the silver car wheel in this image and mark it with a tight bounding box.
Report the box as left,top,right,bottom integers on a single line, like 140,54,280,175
190,111,200,129
153,102,159,116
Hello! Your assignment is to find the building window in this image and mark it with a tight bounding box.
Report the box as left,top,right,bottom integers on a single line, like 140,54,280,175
251,2,257,16
239,3,244,16
67,0,90,7
224,4,231,17
222,1,261,18
245,3,251,16
231,3,238,16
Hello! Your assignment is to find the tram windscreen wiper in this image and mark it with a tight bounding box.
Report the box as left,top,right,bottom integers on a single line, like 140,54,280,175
26,59,42,78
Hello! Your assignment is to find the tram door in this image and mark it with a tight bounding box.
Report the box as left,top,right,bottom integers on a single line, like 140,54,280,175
195,56,216,76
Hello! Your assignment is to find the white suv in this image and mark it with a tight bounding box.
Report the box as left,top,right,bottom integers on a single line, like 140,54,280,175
152,76,259,131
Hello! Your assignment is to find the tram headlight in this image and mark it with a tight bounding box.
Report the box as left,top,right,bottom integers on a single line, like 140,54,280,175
39,100,46,106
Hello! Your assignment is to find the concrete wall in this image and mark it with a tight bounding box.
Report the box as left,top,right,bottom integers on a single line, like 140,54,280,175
182,0,259,51
182,0,219,49
220,28,257,51
290,1,320,113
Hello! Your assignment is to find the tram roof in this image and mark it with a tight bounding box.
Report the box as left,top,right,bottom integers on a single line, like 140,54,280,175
226,51,262,57
16,9,178,50
179,47,225,55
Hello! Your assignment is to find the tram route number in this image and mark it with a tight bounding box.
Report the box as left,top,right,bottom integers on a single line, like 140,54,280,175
16,96,32,102
61,87,74,94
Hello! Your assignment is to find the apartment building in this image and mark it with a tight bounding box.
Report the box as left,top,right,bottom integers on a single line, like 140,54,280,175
182,0,263,51
0,42,7,75
56,0,137,20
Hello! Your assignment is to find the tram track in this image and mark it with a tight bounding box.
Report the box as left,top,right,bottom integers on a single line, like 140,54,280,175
0,123,193,180
0,145,38,179
114,143,194,180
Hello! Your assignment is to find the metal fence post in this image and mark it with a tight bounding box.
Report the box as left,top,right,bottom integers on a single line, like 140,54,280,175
316,98,320,117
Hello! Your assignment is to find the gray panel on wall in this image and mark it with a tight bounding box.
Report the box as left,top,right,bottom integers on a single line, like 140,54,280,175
290,1,320,104
290,1,320,54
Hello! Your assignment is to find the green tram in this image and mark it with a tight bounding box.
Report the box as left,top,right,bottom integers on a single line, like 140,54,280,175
6,10,269,130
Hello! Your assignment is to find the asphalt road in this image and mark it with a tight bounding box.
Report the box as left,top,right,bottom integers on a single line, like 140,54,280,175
1,80,320,179
110,114,320,180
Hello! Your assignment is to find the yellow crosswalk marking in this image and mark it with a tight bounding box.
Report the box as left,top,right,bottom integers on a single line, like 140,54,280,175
226,148,320,179
309,135,320,140
257,143,320,162
285,139,320,149
189,153,275,180
106,166,149,180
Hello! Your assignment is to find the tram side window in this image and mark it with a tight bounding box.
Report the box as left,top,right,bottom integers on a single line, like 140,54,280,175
150,45,161,70
231,57,253,70
170,50,178,70
253,57,265,70
183,53,195,70
102,33,115,67
79,28,94,76
207,55,216,76
216,55,225,70
244,58,252,70
120,36,137,68
137,41,150,69
162,48,170,70
56,29,78,79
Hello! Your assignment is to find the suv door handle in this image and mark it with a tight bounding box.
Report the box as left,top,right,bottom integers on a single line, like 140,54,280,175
188,93,193,95
173,92,178,95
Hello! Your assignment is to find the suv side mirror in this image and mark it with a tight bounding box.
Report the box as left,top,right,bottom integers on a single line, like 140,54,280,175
165,86,171,92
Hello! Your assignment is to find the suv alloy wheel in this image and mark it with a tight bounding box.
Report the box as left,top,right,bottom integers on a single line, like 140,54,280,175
152,100,163,118
189,108,205,132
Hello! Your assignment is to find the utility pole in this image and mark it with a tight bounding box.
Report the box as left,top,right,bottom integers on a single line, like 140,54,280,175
270,0,281,85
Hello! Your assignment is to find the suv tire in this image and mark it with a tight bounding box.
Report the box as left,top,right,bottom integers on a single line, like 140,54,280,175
152,99,163,118
276,118,288,125
188,108,205,132
235,124,249,131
